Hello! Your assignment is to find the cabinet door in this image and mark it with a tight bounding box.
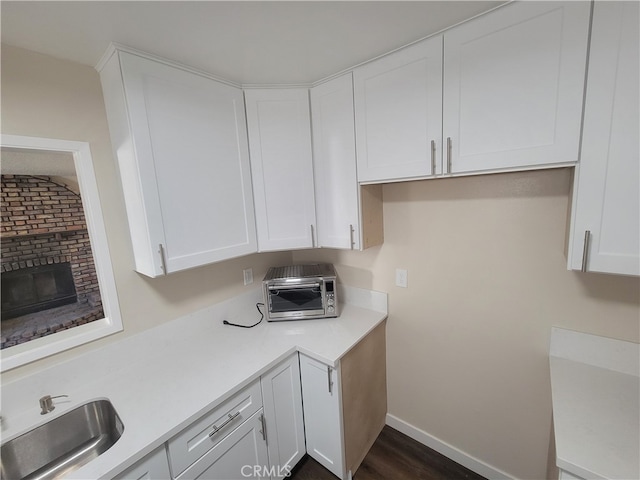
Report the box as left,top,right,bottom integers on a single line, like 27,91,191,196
177,410,269,480
568,2,640,276
299,354,345,479
101,51,257,276
443,2,590,174
245,88,317,251
260,354,305,479
354,36,443,182
113,446,171,480
310,73,361,250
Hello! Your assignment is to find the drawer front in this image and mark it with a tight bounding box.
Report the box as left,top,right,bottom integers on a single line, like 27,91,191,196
168,380,263,476
176,409,269,480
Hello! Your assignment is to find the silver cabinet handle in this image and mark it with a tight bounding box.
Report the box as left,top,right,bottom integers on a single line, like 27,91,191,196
310,224,315,248
349,224,355,250
431,140,436,175
446,137,452,174
581,230,591,272
259,413,267,443
158,243,168,276
208,411,241,438
327,366,333,394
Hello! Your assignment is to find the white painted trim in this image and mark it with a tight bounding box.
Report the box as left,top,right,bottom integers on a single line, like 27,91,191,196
385,413,516,480
0,134,123,371
95,42,241,88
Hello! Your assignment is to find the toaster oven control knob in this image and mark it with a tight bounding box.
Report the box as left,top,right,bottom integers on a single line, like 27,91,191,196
328,298,334,306
328,305,335,313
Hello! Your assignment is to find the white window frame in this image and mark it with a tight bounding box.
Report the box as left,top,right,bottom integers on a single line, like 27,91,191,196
1,134,122,371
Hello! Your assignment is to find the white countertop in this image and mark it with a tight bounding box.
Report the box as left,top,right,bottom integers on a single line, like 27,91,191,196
0,285,387,479
549,327,640,480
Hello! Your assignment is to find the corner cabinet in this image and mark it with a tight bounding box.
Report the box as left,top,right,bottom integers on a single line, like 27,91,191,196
260,354,306,479
244,88,317,251
568,2,640,276
310,74,384,250
300,321,387,479
354,1,591,182
98,48,257,277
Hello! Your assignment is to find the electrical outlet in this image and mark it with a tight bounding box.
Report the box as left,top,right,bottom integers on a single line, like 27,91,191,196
243,268,253,286
395,268,408,288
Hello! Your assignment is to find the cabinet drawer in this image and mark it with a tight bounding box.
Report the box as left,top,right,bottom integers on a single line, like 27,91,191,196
176,409,269,480
168,380,263,476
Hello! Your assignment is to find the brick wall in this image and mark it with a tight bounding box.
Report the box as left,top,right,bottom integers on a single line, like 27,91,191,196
1,174,102,306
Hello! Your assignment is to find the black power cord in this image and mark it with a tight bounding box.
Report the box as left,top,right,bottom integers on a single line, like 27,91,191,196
222,302,265,328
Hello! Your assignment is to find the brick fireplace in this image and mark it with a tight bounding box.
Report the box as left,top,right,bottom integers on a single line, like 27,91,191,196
1,175,103,348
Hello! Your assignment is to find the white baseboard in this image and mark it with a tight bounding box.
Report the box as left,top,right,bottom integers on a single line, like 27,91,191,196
385,414,515,480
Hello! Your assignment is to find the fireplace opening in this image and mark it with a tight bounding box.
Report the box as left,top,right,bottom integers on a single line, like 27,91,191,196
2,262,78,320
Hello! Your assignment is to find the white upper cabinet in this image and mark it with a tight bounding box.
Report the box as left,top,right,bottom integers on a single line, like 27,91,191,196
568,1,640,276
311,73,362,250
353,1,590,183
99,49,257,277
244,88,317,251
354,36,443,183
443,1,591,174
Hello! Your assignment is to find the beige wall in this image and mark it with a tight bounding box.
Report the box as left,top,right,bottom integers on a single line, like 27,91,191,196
294,168,640,479
3,44,639,479
0,45,291,382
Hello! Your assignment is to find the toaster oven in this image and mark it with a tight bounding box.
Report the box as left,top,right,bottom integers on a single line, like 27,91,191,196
262,264,338,321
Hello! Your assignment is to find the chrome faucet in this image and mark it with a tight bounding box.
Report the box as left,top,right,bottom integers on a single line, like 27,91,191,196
39,395,69,415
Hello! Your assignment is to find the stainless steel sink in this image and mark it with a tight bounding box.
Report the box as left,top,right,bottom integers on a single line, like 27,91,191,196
0,399,124,480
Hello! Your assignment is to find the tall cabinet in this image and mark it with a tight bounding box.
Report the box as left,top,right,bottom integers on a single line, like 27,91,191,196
568,1,640,276
98,47,257,277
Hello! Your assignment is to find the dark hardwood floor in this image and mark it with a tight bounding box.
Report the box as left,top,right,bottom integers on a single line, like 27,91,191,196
290,426,486,480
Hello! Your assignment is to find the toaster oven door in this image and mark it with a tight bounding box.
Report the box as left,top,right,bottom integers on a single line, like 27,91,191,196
266,282,325,320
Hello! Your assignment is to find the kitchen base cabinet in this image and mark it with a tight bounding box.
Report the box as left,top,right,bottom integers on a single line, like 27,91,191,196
341,322,387,474
176,409,269,480
300,321,387,479
113,446,171,480
299,354,345,478
260,354,305,479
567,1,639,276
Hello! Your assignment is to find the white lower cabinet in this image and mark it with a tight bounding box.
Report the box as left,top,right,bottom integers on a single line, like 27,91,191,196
299,354,345,479
176,410,269,480
260,354,305,479
113,446,171,480
167,380,266,480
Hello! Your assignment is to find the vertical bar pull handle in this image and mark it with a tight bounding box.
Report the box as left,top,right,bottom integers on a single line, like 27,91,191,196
327,366,333,394
446,137,452,174
431,140,436,175
259,413,267,443
158,244,168,276
349,224,355,250
581,230,591,272
310,224,315,248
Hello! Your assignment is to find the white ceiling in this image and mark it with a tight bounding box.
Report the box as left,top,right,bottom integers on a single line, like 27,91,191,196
1,1,504,85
